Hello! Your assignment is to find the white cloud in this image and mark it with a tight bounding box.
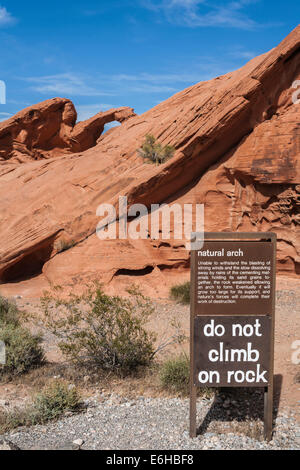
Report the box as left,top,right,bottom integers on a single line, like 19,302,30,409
0,111,12,122
21,65,231,104
109,72,202,93
110,60,236,88
141,0,260,30
23,73,115,97
75,103,115,121
126,84,178,93
228,47,257,60
0,5,16,26
20,72,184,100
19,51,255,108
111,72,202,83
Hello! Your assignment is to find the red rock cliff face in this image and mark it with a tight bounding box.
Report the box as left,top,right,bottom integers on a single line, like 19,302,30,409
0,99,135,168
0,26,299,296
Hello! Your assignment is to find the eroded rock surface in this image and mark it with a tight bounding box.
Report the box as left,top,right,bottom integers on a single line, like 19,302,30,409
0,98,135,167
0,26,299,296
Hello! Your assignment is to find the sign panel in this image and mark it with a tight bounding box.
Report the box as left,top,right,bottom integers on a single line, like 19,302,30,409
194,316,271,387
195,241,274,315
189,233,276,441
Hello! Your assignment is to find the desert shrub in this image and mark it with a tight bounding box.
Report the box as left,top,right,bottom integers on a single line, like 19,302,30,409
0,295,19,327
0,381,81,432
138,134,175,166
0,323,45,379
294,371,300,384
41,285,156,374
31,380,81,423
0,407,30,433
159,354,190,395
0,295,44,379
170,281,190,304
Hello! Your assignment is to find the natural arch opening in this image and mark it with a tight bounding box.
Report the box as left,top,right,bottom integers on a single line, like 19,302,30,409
103,121,121,133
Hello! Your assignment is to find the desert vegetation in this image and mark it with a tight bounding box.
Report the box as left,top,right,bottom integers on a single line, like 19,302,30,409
0,380,81,433
170,281,190,305
138,134,175,165
159,354,190,395
41,285,157,375
0,296,45,380
0,287,192,435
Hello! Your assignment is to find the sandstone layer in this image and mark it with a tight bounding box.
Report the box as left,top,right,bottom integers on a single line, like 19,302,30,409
0,99,135,168
0,26,299,297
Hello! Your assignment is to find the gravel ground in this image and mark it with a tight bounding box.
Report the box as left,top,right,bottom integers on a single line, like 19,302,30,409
3,393,299,450
1,284,299,451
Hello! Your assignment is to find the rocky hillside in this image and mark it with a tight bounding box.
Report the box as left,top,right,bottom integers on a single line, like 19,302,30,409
0,26,299,297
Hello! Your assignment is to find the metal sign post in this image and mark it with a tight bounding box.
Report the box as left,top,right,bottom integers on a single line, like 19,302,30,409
190,232,276,441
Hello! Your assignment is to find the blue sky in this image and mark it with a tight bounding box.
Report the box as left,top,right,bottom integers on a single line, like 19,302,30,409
0,0,299,123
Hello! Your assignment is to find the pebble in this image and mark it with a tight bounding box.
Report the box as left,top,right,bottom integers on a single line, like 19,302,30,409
73,439,84,447
3,396,299,451
0,400,9,407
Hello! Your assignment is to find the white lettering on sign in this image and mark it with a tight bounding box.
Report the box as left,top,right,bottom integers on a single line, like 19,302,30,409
197,249,244,257
203,320,225,337
197,259,272,305
226,365,267,384
232,319,262,336
203,318,262,338
198,370,220,384
197,317,269,385
208,342,259,362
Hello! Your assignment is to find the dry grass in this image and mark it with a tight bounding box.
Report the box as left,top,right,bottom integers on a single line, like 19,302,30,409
0,380,81,434
4,359,214,401
229,420,263,441
169,282,190,305
4,362,162,398
293,371,300,384
211,418,264,441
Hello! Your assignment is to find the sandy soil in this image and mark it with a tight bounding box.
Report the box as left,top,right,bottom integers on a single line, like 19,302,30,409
0,275,299,418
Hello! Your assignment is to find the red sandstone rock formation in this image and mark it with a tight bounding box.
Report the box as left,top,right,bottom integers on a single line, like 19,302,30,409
0,99,135,166
0,26,299,297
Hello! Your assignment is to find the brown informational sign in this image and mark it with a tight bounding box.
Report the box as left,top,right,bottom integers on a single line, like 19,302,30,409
194,316,271,387
195,242,274,316
190,233,276,442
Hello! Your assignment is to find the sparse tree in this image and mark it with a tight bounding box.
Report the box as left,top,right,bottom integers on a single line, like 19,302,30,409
138,134,175,166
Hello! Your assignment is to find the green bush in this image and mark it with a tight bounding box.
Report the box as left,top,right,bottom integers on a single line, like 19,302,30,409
160,354,190,395
31,381,81,423
294,371,300,384
170,282,190,304
138,134,175,166
0,295,19,326
0,405,30,432
0,323,45,379
0,381,81,432
41,285,156,375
